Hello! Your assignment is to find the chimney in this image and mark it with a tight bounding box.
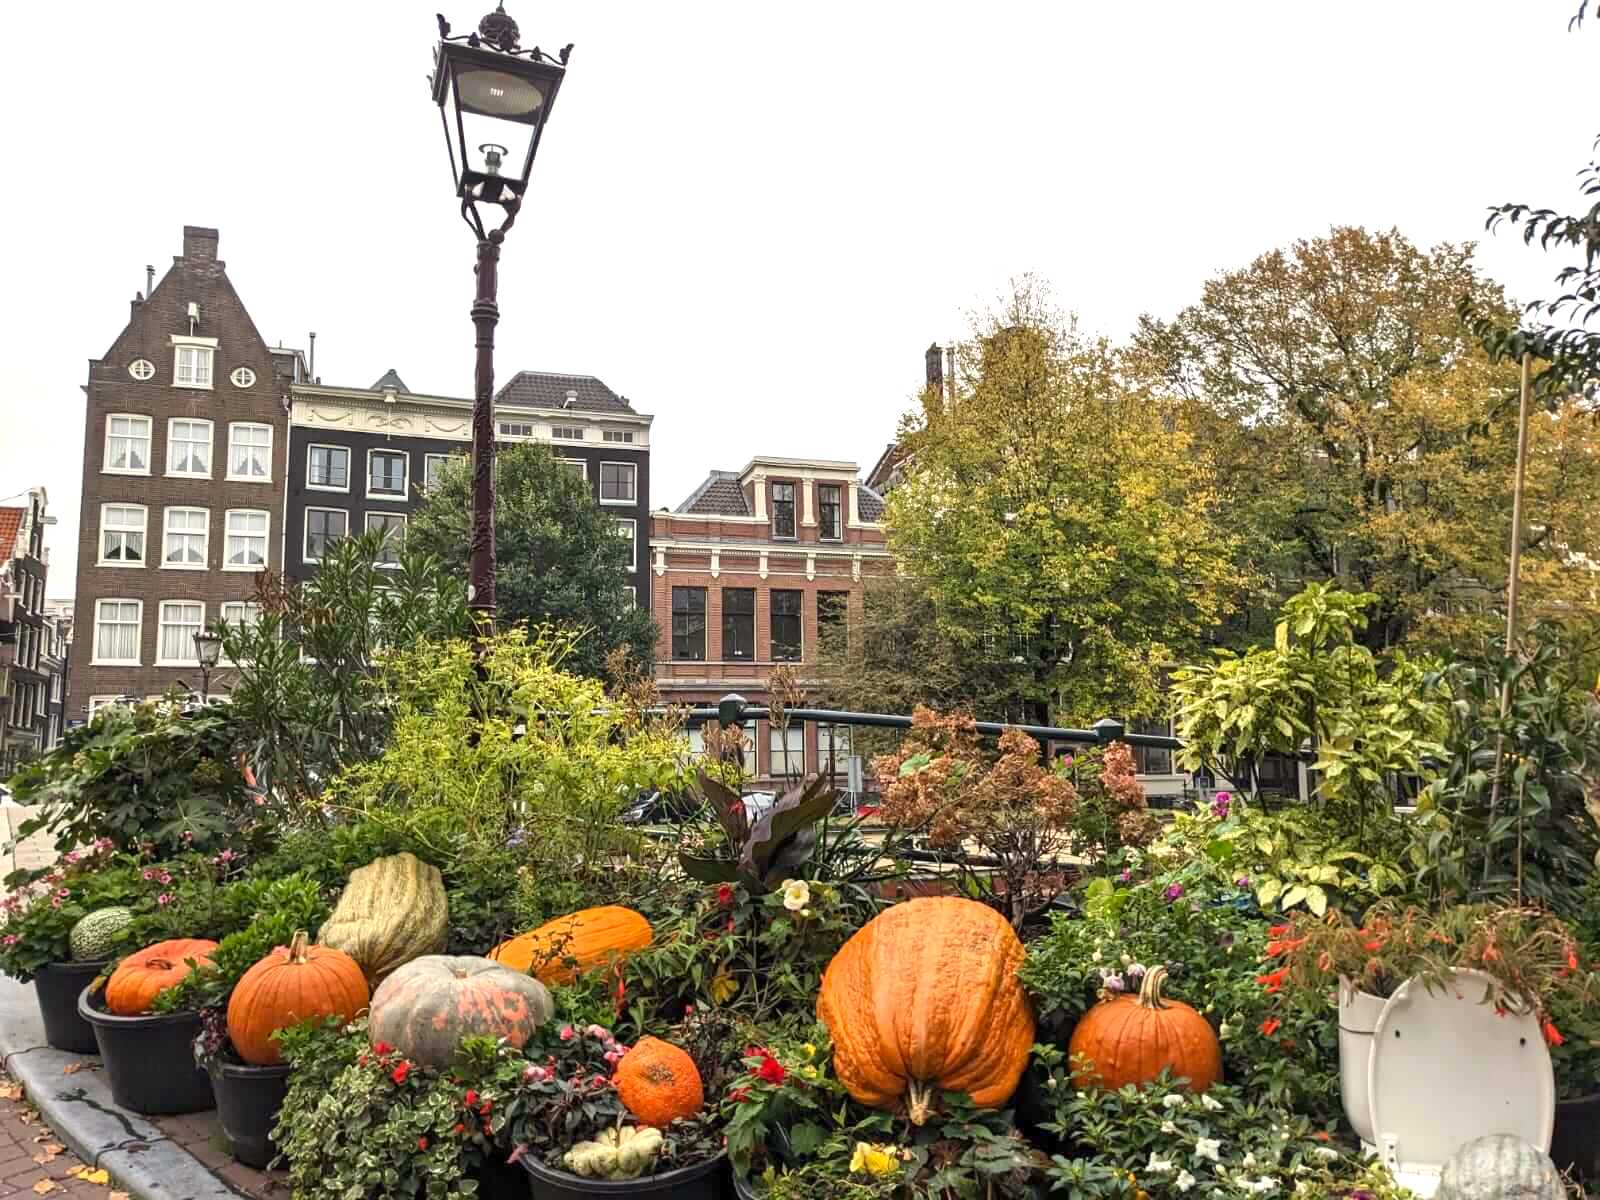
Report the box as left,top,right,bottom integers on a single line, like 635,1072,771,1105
145,264,154,297
924,343,943,391
182,225,220,261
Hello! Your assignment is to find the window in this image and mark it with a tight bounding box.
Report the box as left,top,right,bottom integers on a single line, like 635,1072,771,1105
424,454,453,495
225,510,269,570
560,459,587,480
99,504,146,566
227,423,272,481
104,414,152,474
87,695,125,718
722,588,755,661
307,444,349,490
93,599,142,665
818,484,843,539
771,483,796,538
599,462,636,505
163,507,209,568
552,425,584,441
771,589,803,661
174,344,213,389
1129,718,1174,776
230,366,256,388
820,723,853,777
304,507,348,562
603,429,634,443
498,421,533,439
613,518,636,570
368,449,408,498
622,586,636,609
157,601,205,665
366,513,406,565
166,418,212,477
219,600,262,630
128,359,155,381
769,722,805,778
671,587,706,661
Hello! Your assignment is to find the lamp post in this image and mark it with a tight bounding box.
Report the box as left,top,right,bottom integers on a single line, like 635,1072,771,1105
193,627,223,705
431,6,570,637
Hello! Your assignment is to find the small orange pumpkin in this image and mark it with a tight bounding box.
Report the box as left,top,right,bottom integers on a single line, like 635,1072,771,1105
615,1036,703,1127
226,930,370,1066
1067,965,1222,1093
105,938,219,1016
489,906,653,984
817,897,1034,1124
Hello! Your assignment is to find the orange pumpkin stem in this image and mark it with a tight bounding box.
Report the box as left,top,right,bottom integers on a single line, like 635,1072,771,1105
1138,965,1170,1010
287,930,310,965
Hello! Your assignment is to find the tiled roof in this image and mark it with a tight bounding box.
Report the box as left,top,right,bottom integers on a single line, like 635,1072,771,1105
679,472,750,515
494,371,633,413
371,368,409,392
0,509,21,561
858,485,885,522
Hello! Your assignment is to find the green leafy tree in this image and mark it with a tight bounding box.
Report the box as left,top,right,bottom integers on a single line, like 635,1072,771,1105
408,443,656,679
885,282,1244,724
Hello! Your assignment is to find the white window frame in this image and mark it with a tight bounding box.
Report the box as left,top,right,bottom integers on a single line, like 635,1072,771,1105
227,422,274,483
171,335,217,390
559,458,587,480
497,421,534,440
155,600,206,667
602,429,635,443
161,506,210,570
217,600,263,665
230,366,257,389
769,722,805,776
165,417,213,479
87,695,124,718
423,453,453,496
103,413,152,476
97,503,148,568
623,586,636,609
303,506,349,564
91,599,143,666
223,509,271,572
613,517,636,570
552,425,585,441
599,461,637,507
365,511,407,566
128,359,155,381
366,448,409,500
305,443,351,493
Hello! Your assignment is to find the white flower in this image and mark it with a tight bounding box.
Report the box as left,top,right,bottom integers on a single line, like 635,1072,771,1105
1162,1093,1186,1109
1219,1022,1236,1040
1242,1179,1279,1195
781,879,811,912
1175,1170,1197,1193
1242,1153,1257,1168
1145,1153,1175,1175
1200,1093,1223,1112
1121,953,1133,966
1195,1137,1222,1162
1161,1120,1178,1134
1092,947,1102,962
1312,1146,1338,1162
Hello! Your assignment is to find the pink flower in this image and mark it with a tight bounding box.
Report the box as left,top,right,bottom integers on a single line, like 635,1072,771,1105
2,934,18,946
603,1049,623,1065
218,850,235,863
49,897,62,909
522,1064,550,1083
63,851,80,865
590,1074,609,1088
158,872,172,885
585,1024,608,1041
142,869,155,882
55,889,69,900
157,893,172,907
558,1025,575,1041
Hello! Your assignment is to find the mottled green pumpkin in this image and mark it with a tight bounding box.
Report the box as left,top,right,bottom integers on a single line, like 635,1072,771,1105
368,955,553,1068
1438,1134,1563,1200
69,907,134,961
318,853,447,985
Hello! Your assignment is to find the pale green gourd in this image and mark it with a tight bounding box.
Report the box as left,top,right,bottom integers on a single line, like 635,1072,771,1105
562,1126,664,1180
1437,1134,1563,1200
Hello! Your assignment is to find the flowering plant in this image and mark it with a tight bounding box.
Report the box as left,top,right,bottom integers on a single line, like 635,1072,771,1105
0,843,148,981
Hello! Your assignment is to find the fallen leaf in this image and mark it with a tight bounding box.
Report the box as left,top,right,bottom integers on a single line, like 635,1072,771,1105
32,1181,56,1195
68,1167,110,1185
110,1193,129,1200
0,1082,22,1100
62,1062,87,1075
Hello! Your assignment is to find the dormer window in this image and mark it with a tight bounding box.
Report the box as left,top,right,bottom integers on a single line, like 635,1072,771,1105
772,482,796,539
171,335,217,390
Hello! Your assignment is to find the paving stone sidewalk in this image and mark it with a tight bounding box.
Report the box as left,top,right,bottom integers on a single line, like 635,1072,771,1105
0,1072,125,1198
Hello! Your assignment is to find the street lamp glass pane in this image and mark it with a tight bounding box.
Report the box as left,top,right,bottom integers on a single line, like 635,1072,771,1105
457,69,545,119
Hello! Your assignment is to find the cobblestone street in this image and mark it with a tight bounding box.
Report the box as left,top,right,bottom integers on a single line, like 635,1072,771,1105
0,1074,123,1199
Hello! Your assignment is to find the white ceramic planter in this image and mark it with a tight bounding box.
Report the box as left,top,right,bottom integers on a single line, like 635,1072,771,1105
1338,976,1385,1146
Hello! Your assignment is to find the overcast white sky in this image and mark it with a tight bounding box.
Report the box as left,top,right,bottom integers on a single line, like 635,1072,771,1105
2,1,1595,599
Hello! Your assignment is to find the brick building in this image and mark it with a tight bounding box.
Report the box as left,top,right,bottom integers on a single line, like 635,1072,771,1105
0,489,61,769
649,457,892,781
67,227,303,719
284,369,652,603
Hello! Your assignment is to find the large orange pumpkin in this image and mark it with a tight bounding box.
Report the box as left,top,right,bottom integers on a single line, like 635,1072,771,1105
817,897,1034,1124
615,1036,703,1127
1067,965,1222,1093
226,930,369,1066
368,955,554,1068
489,906,653,985
105,938,219,1015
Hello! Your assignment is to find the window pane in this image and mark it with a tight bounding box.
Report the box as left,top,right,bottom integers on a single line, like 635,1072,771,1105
671,587,706,660
159,602,203,661
771,589,803,660
772,483,795,538
722,588,755,660
819,484,842,539
600,462,636,502
367,514,405,564
96,601,139,661
164,509,208,565
370,452,406,494
227,511,268,567
230,425,270,478
310,446,349,488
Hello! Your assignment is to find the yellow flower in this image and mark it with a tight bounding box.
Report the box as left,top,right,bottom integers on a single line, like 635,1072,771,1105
709,968,740,1003
800,1065,818,1079
800,1043,816,1060
781,879,811,912
849,1142,898,1176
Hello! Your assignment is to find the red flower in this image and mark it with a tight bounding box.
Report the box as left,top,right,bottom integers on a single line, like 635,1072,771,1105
1267,924,1290,938
453,1123,466,1135
479,1098,493,1115
1363,940,1383,953
417,1136,429,1151
1256,968,1289,994
464,1089,478,1107
1544,1021,1565,1047
1313,1131,1331,1143
1260,1018,1281,1037
391,1061,412,1085
755,1055,786,1085
716,884,735,908
727,1086,750,1104
373,1041,393,1055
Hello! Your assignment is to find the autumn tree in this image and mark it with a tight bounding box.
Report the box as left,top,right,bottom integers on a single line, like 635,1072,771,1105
1139,226,1600,652
884,283,1245,725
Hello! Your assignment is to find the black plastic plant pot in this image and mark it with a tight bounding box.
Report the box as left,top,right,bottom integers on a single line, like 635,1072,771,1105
473,1154,534,1200
1551,1092,1600,1182
522,1151,728,1200
77,986,213,1115
730,1169,763,1200
34,962,106,1054
208,1060,291,1168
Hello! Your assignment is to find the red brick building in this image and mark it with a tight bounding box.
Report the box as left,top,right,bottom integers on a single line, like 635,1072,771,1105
649,457,892,781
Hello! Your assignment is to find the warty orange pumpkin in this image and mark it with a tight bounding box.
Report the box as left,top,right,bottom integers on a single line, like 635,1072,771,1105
817,896,1034,1124
105,938,219,1016
1067,965,1222,1093
615,1036,703,1127
226,930,369,1066
489,906,653,985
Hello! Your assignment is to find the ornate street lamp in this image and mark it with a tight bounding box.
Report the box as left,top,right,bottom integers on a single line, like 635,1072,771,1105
193,627,224,704
431,5,570,634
